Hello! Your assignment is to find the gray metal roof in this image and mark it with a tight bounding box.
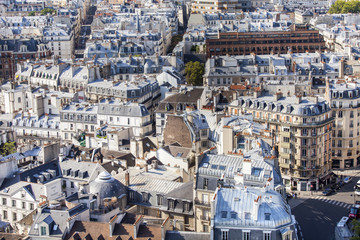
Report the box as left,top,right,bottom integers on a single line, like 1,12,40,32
119,175,184,195
214,187,293,229
198,154,273,180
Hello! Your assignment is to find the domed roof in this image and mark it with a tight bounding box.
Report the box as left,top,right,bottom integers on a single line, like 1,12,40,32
89,171,126,200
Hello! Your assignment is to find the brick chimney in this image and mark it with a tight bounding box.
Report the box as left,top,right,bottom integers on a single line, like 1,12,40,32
125,170,130,186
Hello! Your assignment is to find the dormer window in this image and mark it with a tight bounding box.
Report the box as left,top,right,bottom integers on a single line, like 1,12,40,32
176,103,182,111
142,192,148,203
183,202,190,212
168,199,175,210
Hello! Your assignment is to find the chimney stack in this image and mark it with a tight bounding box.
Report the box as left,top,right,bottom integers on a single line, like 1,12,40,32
125,170,130,186
151,160,158,169
253,196,261,221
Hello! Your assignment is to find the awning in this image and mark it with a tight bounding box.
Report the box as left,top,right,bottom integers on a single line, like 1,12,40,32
320,172,334,182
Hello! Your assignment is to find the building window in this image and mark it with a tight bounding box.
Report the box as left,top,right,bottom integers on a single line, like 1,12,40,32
302,149,307,157
22,202,25,209
221,230,229,240
168,199,175,210
12,212,17,221
203,178,208,190
265,213,271,220
48,99,51,105
201,129,207,137
157,195,163,205
221,211,227,218
40,226,46,235
264,232,271,240
142,192,148,203
70,182,74,188
30,203,34,210
3,211,7,220
12,200,16,207
2,198,6,205
183,202,190,212
18,97,21,103
129,191,135,201
243,231,250,240
203,224,209,232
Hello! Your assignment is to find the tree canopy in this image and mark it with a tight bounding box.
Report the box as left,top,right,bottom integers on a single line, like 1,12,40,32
351,219,360,240
185,61,204,86
0,142,16,156
40,8,56,16
329,0,360,13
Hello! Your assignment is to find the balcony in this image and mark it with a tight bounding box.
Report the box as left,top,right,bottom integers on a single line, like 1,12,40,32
280,152,291,159
200,215,211,221
280,131,291,137
280,163,291,169
280,142,290,149
194,199,210,207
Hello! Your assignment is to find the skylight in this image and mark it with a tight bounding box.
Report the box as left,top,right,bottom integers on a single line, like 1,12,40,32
251,168,262,177
211,164,218,170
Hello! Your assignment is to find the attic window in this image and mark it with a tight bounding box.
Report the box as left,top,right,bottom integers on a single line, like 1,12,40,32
219,165,226,171
245,212,251,220
176,152,183,157
231,212,237,219
251,168,261,177
265,213,271,220
211,164,218,170
221,211,227,218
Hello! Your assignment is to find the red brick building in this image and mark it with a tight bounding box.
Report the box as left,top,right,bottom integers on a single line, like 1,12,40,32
0,38,50,82
206,24,326,58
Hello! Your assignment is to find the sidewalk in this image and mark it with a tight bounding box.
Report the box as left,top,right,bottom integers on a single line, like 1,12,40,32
333,168,360,177
288,191,323,209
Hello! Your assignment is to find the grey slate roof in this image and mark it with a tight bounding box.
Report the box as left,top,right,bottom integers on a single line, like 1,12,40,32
165,181,193,201
98,101,149,117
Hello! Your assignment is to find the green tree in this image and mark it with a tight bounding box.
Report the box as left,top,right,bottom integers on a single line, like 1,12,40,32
329,0,360,13
0,142,16,156
195,45,200,53
40,8,56,16
185,61,204,86
351,219,360,240
167,34,183,54
28,11,36,16
329,0,345,13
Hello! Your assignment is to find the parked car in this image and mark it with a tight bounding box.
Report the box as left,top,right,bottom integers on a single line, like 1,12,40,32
344,177,353,184
349,205,360,219
322,188,334,196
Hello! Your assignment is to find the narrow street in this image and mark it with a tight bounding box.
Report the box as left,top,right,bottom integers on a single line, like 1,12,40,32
291,176,359,240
